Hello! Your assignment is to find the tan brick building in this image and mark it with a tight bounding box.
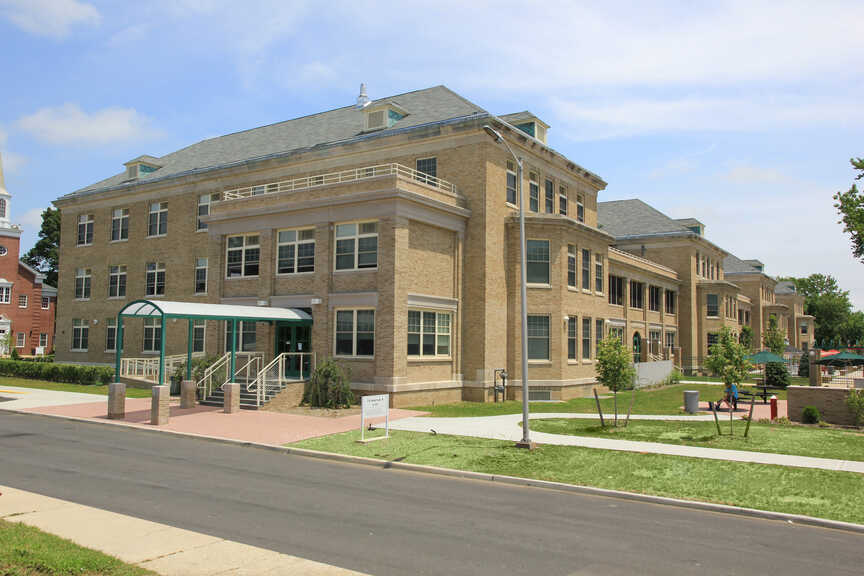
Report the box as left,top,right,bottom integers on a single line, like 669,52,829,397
55,86,689,406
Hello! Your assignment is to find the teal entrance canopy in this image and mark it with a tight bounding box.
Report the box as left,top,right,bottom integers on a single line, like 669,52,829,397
115,299,312,387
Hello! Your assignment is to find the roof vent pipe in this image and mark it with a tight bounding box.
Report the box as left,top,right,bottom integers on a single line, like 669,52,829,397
356,83,370,108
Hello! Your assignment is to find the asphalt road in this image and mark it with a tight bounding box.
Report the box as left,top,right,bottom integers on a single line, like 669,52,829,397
0,411,861,576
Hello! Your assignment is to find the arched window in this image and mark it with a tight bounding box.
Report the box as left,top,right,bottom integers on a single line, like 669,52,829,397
0,199,6,219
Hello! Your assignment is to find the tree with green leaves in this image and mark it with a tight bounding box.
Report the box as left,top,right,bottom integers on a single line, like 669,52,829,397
838,311,864,347
762,316,790,387
705,327,752,389
739,325,753,350
777,274,853,346
22,207,60,287
596,336,636,427
834,157,864,264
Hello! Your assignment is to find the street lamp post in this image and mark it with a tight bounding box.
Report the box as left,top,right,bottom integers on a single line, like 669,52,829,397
483,124,535,449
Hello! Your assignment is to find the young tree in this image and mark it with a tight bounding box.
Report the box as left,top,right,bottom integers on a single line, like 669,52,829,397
833,157,864,264
739,325,753,350
705,327,752,389
797,351,809,377
596,337,636,426
762,316,790,388
22,207,60,287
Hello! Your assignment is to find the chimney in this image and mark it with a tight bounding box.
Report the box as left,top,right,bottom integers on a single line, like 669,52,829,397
356,83,370,108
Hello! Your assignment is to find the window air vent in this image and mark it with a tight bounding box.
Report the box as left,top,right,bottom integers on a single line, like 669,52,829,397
528,389,552,401
367,110,386,130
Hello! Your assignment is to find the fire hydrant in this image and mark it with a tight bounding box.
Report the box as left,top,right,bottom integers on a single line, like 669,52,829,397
770,395,778,421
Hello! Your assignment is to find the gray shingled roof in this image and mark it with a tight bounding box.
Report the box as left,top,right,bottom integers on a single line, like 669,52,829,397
597,199,693,238
723,253,762,275
775,280,796,295
65,85,487,198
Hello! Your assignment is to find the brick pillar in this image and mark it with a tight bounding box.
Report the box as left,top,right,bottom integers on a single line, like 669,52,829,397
180,380,196,409
108,382,125,420
150,385,170,425
808,349,821,387
224,382,240,414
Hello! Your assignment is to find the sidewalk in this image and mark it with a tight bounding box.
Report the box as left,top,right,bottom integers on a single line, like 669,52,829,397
389,413,864,474
0,385,117,410
0,485,365,575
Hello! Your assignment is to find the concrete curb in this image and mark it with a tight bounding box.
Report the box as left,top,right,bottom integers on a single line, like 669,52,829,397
5,407,864,536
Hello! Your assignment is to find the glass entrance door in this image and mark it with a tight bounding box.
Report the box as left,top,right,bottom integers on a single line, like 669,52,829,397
277,324,311,379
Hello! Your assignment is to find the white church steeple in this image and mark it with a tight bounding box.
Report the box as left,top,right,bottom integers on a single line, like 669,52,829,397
0,152,11,229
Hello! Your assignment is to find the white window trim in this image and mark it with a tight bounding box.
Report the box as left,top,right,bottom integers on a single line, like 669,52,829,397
105,319,118,352
142,318,162,354
333,221,378,272
39,333,48,348
145,262,166,297
192,320,206,353
108,265,127,299
75,268,92,301
15,332,25,348
276,227,316,276
225,234,261,279
527,314,551,362
41,296,50,310
0,285,11,304
110,208,129,243
407,309,452,360
197,194,211,232
194,258,208,295
77,214,94,247
505,166,518,207
526,238,550,287
71,320,89,352
18,295,28,309
147,202,168,238
333,308,376,359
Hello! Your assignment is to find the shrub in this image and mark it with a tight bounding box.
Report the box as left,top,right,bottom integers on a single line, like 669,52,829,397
847,389,864,428
304,358,353,409
802,405,821,424
797,352,810,377
765,362,790,388
0,359,113,386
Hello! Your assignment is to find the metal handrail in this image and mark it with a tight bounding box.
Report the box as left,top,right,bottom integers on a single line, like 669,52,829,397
250,352,315,407
220,163,458,201
196,353,231,400
120,352,204,383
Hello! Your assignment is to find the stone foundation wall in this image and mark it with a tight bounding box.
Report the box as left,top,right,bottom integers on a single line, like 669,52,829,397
262,382,305,411
787,386,856,426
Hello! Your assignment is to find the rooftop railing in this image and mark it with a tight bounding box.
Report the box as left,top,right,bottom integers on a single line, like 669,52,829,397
220,163,458,201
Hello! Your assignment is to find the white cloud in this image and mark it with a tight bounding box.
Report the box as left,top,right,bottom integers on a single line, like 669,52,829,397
551,97,864,140
0,127,27,175
0,0,100,39
720,164,789,184
17,103,159,145
19,208,45,230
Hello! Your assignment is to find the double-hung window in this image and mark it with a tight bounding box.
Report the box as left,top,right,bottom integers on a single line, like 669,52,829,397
630,281,644,309
527,315,549,361
526,240,549,284
582,317,592,360
707,333,719,352
18,295,27,308
545,179,554,213
193,320,206,353
407,310,451,357
105,319,117,352
576,195,585,223
226,234,260,278
609,275,624,306
39,333,48,348
143,318,162,353
148,202,168,237
596,319,604,356
706,294,719,317
558,185,567,216
16,333,25,348
41,296,49,309
581,249,590,290
197,194,214,231
72,319,88,351
0,286,10,304
75,268,91,300
335,309,375,357
145,262,166,297
665,332,675,350
506,162,517,205
567,245,576,288
194,258,208,294
649,286,661,312
567,317,577,360
108,265,127,298
111,208,129,241
665,290,676,314
225,321,256,352
77,214,94,246
528,173,539,212
335,222,378,271
277,229,315,274
594,255,603,292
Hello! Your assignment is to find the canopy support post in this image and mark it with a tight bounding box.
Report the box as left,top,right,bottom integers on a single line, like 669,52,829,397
159,314,167,387
115,315,124,379
230,319,237,382
186,319,194,381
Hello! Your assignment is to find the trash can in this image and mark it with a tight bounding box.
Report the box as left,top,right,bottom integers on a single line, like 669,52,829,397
684,390,699,414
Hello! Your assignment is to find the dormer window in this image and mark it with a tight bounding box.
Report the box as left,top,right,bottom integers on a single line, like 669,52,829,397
364,102,407,131
124,156,162,180
501,112,550,144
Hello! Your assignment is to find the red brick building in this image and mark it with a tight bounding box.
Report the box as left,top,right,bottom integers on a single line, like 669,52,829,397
0,154,56,356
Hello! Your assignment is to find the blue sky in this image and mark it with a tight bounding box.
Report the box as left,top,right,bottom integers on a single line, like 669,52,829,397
1,0,862,308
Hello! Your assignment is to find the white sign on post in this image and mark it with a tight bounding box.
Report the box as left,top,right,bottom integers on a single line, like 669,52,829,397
360,393,390,443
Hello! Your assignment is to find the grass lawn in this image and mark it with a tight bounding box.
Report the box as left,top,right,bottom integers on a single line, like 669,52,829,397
409,383,786,418
0,519,155,575
294,430,864,524
530,418,864,461
0,376,152,398
684,374,809,386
